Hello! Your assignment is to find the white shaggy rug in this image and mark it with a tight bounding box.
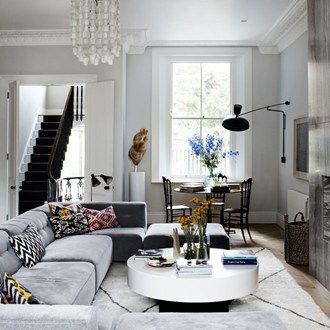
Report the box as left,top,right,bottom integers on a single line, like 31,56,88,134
93,248,330,329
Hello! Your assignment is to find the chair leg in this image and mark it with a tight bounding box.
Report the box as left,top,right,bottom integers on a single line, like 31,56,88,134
189,208,192,215
246,213,253,241
240,213,246,243
220,206,224,226
165,209,169,223
227,213,231,235
170,208,174,223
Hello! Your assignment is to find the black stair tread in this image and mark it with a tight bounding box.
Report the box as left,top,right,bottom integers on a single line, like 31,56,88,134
41,123,60,129
42,115,62,121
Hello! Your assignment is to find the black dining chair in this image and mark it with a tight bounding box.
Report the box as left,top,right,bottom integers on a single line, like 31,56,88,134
162,176,192,223
223,178,253,243
206,186,230,224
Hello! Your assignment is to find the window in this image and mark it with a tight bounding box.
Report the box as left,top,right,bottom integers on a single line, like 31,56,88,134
171,62,231,179
151,47,252,183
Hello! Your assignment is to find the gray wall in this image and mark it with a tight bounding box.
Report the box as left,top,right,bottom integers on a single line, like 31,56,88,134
0,45,126,201
19,85,46,165
278,32,309,215
46,85,70,111
125,47,281,220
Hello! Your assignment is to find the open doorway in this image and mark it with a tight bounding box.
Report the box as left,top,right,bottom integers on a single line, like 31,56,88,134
17,84,85,214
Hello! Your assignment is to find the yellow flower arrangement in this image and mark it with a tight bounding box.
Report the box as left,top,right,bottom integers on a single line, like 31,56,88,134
178,197,213,260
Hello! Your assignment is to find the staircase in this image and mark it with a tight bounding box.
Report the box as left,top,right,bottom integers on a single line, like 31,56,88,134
19,115,62,214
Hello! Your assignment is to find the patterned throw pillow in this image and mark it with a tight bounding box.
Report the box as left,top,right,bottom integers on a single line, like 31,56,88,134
9,224,45,268
49,213,90,239
48,202,83,217
2,273,42,304
84,206,120,231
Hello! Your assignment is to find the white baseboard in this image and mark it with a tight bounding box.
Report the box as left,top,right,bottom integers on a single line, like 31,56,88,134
147,211,278,224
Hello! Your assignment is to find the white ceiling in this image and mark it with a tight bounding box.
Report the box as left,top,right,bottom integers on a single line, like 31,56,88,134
0,0,294,42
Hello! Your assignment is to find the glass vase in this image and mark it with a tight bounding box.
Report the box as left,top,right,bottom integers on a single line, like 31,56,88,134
204,167,216,188
184,240,196,260
196,231,209,262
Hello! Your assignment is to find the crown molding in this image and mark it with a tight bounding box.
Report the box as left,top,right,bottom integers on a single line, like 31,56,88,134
0,29,71,46
148,40,259,48
259,0,307,54
0,28,148,54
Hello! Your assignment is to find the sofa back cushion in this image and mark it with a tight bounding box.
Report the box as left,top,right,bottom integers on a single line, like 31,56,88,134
0,210,55,247
0,231,22,276
81,202,147,229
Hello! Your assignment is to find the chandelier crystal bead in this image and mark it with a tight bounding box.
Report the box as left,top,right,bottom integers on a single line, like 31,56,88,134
71,0,121,66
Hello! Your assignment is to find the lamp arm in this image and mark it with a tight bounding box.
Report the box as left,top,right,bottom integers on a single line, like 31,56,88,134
237,102,289,117
266,107,287,163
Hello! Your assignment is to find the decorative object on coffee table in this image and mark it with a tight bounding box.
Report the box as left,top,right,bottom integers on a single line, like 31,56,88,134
171,228,181,259
179,197,212,261
178,215,196,259
129,128,148,202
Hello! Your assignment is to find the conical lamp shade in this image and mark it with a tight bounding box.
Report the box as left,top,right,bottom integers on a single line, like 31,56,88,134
100,174,113,185
222,116,250,131
91,174,101,187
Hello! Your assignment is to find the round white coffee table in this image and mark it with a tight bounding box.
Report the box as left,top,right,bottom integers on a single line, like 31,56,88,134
127,248,258,312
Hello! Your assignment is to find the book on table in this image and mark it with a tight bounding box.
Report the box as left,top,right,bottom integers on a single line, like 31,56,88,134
176,259,213,277
134,249,163,260
222,249,258,265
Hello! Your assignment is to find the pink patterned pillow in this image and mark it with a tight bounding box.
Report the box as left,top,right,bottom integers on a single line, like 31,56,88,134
84,206,120,231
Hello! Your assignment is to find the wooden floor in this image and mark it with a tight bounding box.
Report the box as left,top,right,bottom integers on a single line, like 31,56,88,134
229,224,330,317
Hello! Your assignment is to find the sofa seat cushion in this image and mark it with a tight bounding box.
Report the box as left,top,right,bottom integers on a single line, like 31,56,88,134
143,223,230,250
13,261,95,305
89,227,145,261
42,235,112,290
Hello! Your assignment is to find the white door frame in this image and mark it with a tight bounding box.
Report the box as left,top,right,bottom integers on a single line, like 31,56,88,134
0,74,97,218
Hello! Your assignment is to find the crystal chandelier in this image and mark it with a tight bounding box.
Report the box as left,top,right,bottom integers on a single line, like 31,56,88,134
71,0,121,66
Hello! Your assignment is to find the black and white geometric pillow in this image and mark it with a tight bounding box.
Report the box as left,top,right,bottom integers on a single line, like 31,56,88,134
49,212,90,239
9,224,45,268
2,273,42,304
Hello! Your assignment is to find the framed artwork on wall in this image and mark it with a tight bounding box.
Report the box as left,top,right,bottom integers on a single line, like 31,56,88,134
294,117,309,180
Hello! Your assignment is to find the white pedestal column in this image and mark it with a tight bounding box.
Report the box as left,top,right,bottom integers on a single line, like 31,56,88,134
129,172,146,202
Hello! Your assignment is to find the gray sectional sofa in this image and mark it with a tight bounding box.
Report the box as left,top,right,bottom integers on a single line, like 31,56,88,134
0,202,286,329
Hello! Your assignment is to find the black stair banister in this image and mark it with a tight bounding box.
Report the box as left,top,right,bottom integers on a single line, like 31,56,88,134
47,86,74,202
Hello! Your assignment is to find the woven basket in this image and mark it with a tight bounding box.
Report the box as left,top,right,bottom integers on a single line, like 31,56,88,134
284,212,309,266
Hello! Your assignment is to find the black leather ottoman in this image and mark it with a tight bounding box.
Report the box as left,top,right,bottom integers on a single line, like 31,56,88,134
143,223,230,250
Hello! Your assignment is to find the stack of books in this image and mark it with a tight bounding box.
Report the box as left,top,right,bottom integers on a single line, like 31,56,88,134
179,183,204,193
176,259,213,277
222,250,257,265
134,249,163,260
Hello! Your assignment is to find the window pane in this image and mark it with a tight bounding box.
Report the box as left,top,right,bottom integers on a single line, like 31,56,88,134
171,119,201,176
172,63,201,118
202,63,231,118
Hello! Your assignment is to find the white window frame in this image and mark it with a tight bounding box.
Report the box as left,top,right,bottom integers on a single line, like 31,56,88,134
151,47,252,183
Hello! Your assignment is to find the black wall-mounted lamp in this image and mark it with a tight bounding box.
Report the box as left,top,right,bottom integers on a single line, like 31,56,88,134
222,101,290,163
90,173,113,201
